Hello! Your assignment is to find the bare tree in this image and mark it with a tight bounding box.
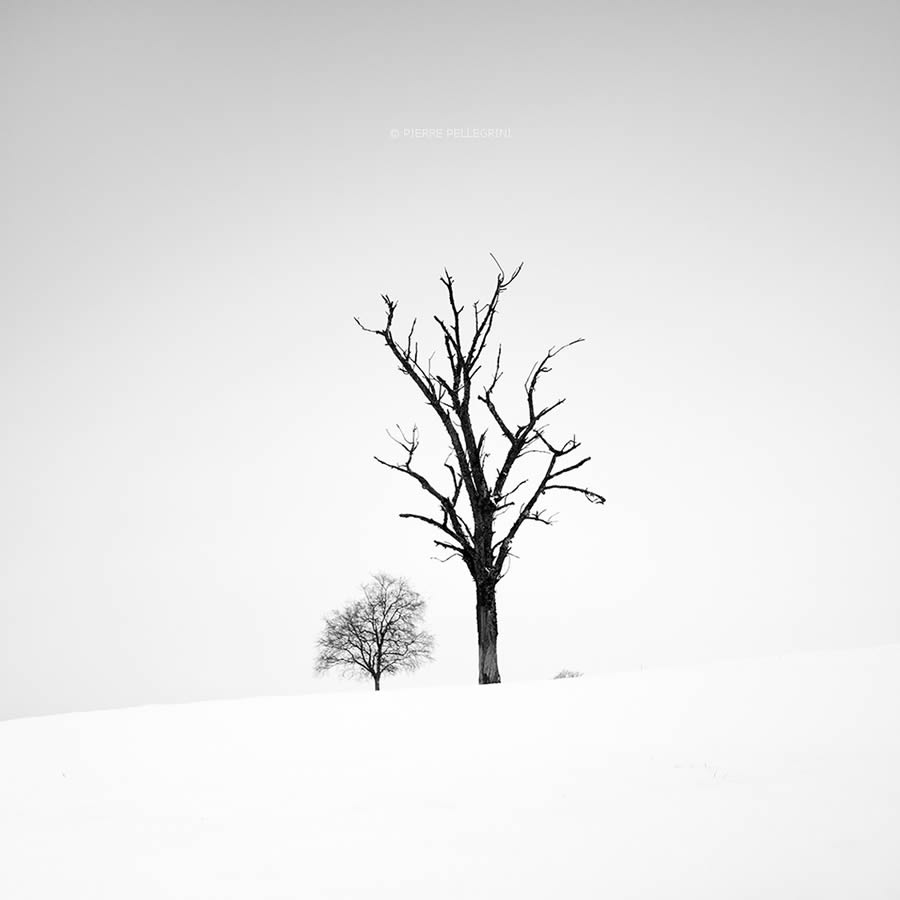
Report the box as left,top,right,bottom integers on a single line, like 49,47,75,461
355,258,605,685
314,574,434,691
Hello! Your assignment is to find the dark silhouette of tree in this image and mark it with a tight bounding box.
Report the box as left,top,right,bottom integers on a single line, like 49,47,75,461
355,258,604,685
314,574,434,691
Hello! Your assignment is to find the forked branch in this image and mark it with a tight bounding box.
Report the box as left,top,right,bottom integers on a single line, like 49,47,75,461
357,256,603,584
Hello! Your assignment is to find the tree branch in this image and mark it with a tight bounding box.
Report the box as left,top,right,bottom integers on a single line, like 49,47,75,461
357,257,602,585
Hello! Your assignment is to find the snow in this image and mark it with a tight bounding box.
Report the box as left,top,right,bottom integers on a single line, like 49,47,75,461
2,645,899,899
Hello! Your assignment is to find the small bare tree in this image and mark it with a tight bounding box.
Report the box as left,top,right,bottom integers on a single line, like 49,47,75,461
314,574,434,691
355,258,604,685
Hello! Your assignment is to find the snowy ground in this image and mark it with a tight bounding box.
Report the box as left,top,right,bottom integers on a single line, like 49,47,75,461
2,645,898,899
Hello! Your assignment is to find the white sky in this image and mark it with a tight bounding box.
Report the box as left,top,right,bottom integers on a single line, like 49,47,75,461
2,0,899,719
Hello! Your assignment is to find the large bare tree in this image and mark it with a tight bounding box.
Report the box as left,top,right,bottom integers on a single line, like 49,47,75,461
355,259,604,685
314,573,434,691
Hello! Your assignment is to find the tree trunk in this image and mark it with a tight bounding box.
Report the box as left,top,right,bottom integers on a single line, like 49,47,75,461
476,580,501,684
374,674,381,691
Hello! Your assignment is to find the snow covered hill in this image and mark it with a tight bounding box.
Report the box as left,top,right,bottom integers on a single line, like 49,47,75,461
2,645,899,899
